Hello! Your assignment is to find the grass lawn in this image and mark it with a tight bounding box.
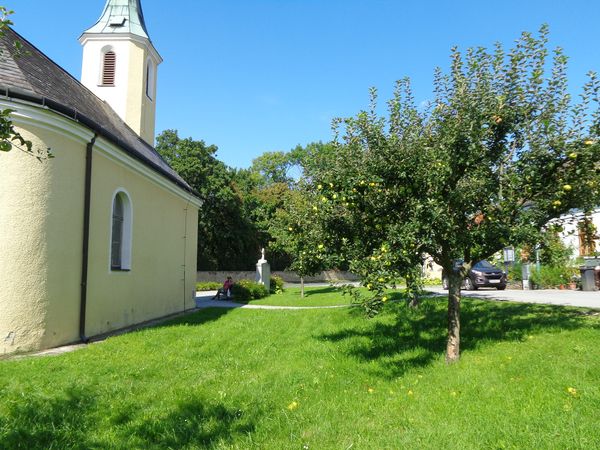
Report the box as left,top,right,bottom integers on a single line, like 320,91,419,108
1,291,599,449
237,286,360,307
234,286,411,307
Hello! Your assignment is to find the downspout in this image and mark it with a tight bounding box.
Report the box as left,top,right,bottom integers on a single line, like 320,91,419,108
79,133,98,343
182,195,191,311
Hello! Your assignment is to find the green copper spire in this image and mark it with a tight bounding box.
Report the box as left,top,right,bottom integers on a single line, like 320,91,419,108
83,0,151,40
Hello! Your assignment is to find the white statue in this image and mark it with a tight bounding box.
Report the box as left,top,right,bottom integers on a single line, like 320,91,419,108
256,248,271,292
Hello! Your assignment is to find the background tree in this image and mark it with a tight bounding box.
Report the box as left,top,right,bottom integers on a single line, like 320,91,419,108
304,26,600,362
156,134,336,272
156,130,259,270
233,141,337,271
269,188,330,297
249,151,295,186
0,7,41,158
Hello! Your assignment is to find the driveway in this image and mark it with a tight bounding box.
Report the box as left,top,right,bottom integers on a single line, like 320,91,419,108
425,286,600,309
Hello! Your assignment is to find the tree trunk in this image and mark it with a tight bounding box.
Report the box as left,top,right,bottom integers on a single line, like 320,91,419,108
408,297,420,308
300,276,305,298
406,277,421,308
446,271,462,363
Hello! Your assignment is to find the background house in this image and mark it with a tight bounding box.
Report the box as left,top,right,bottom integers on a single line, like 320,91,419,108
559,209,600,258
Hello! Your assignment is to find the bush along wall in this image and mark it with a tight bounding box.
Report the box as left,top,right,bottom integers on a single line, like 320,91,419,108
270,275,285,294
231,280,269,301
196,281,223,291
530,265,572,289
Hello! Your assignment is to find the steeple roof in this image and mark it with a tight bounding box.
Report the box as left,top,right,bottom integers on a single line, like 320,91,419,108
83,0,151,40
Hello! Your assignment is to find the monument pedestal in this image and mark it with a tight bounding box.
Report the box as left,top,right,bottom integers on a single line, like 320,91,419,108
255,249,271,293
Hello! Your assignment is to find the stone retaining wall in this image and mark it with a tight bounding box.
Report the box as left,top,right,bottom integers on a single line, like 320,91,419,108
197,270,360,283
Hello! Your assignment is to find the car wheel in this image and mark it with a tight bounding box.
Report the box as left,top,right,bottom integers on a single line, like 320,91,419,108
442,277,449,290
497,285,506,290
464,277,477,290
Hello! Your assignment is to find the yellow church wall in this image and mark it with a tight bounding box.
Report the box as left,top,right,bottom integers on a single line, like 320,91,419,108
0,116,92,355
0,103,199,355
83,137,199,338
125,40,156,145
38,126,89,350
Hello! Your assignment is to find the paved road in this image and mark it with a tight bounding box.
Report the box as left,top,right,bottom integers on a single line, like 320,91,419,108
195,291,348,310
425,286,600,309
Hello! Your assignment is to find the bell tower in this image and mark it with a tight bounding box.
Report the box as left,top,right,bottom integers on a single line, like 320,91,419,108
80,0,162,145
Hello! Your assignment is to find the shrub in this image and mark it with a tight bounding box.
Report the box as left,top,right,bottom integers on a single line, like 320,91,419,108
196,281,222,291
422,277,442,286
530,265,571,289
508,262,523,282
231,279,268,301
539,231,574,266
270,275,285,294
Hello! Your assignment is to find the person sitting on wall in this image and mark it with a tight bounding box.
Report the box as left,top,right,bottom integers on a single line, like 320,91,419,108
213,276,234,300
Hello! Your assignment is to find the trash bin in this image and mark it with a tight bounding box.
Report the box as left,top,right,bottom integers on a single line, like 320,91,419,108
580,266,598,291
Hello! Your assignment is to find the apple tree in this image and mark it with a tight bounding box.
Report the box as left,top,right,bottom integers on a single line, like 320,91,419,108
306,26,600,362
0,7,29,154
0,7,53,160
269,187,331,297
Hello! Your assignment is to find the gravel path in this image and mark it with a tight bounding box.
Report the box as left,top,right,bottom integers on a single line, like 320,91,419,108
195,291,349,310
197,287,600,311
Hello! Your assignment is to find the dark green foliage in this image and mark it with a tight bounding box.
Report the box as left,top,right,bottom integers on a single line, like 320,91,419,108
232,142,338,272
250,151,295,186
269,189,331,281
196,281,222,291
538,230,573,267
508,261,524,282
155,130,260,270
154,133,336,271
530,265,573,288
269,275,285,294
234,172,294,270
0,8,51,160
155,133,333,271
300,26,600,361
230,279,268,300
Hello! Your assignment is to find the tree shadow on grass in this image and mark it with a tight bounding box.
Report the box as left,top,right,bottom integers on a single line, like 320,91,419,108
0,385,97,449
125,397,256,449
303,286,342,297
160,306,234,328
318,296,597,379
229,287,343,304
0,385,257,449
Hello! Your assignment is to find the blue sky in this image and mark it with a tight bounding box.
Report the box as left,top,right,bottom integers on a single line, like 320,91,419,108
11,0,600,169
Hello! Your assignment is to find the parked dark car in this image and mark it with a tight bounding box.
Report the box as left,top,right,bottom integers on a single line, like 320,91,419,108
442,260,507,290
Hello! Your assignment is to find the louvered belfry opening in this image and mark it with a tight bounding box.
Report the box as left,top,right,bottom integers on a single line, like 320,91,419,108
102,51,116,86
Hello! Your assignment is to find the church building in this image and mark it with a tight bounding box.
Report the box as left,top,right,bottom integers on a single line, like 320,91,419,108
0,0,201,356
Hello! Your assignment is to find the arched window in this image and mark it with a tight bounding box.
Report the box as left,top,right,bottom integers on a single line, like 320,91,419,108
145,59,155,99
110,191,132,270
102,50,117,86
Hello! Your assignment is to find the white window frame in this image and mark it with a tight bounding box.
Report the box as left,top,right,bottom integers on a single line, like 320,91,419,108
109,188,133,271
